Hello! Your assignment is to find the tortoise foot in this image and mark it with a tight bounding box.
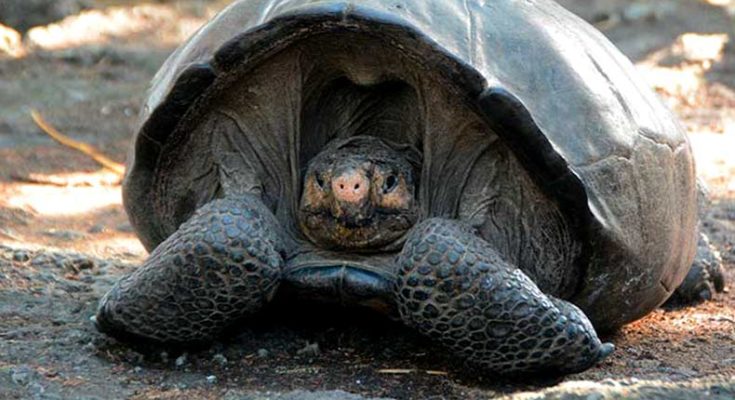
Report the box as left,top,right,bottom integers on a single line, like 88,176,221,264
667,233,725,306
395,218,612,375
95,195,285,344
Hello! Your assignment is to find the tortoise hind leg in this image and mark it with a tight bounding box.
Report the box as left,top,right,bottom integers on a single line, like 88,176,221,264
667,232,725,305
668,181,726,305
95,195,285,344
395,218,613,375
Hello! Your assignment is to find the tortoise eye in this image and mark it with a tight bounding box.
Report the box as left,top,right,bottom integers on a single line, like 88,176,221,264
383,175,398,193
315,173,326,190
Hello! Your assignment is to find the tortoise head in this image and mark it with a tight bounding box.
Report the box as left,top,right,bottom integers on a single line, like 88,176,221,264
298,136,421,251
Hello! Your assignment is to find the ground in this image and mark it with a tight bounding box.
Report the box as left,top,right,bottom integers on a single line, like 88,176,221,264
0,0,733,399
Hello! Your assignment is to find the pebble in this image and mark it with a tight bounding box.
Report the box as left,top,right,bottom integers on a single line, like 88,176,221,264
37,272,57,283
213,353,228,366
297,342,320,357
88,224,107,234
28,382,46,398
42,229,86,240
10,366,32,386
58,280,90,294
175,354,188,368
74,257,96,271
630,359,660,369
12,250,30,262
116,223,134,233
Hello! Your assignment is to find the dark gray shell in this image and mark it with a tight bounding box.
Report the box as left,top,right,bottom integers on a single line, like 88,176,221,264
124,0,697,331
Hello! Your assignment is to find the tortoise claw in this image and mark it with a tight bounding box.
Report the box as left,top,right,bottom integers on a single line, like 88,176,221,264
666,232,725,306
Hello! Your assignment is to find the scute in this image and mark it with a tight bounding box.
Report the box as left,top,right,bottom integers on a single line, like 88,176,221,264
125,0,697,331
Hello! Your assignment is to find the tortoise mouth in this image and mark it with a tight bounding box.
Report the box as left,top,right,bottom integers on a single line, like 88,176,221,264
298,207,418,252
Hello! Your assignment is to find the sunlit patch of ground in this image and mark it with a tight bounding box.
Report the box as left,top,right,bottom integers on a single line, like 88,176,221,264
690,132,735,199
4,183,121,216
0,23,25,58
1,0,232,58
631,27,735,200
636,32,735,133
0,180,145,260
25,3,215,52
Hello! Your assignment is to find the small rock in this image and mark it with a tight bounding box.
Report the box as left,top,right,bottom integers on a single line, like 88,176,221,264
206,375,218,384
10,366,33,386
631,359,659,369
37,272,56,283
12,250,30,262
116,223,134,233
82,341,95,352
675,367,699,377
74,257,95,271
257,348,270,358
88,224,107,234
30,253,54,268
175,354,188,368
28,382,45,397
621,2,675,22
58,280,90,293
297,342,320,357
213,353,228,366
42,229,86,240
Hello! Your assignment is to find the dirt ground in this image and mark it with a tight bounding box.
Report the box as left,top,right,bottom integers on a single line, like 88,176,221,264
0,0,733,399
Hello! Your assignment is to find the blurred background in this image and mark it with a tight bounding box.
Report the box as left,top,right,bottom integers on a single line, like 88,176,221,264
0,1,733,399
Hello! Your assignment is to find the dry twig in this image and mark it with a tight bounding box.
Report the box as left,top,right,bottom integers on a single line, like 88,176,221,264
377,368,449,376
30,109,125,176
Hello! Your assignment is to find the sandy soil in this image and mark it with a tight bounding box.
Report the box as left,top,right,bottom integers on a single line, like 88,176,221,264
0,0,733,399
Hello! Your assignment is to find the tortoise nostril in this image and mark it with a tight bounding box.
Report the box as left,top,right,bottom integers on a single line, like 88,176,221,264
332,171,369,203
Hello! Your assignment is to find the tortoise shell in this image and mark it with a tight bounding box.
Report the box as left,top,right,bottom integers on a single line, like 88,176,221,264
123,0,697,331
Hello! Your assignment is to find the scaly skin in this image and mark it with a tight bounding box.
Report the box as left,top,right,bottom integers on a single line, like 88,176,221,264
97,138,613,375
95,195,285,344
395,218,613,374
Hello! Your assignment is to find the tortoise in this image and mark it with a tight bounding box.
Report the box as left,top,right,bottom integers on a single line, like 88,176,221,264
94,0,718,375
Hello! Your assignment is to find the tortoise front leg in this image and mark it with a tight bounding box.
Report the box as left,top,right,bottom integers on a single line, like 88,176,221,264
395,218,613,375
95,195,285,344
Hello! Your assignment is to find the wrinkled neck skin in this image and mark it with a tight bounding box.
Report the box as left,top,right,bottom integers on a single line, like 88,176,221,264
297,136,421,254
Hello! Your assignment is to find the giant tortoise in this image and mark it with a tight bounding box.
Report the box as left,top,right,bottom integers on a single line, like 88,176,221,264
95,0,719,374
